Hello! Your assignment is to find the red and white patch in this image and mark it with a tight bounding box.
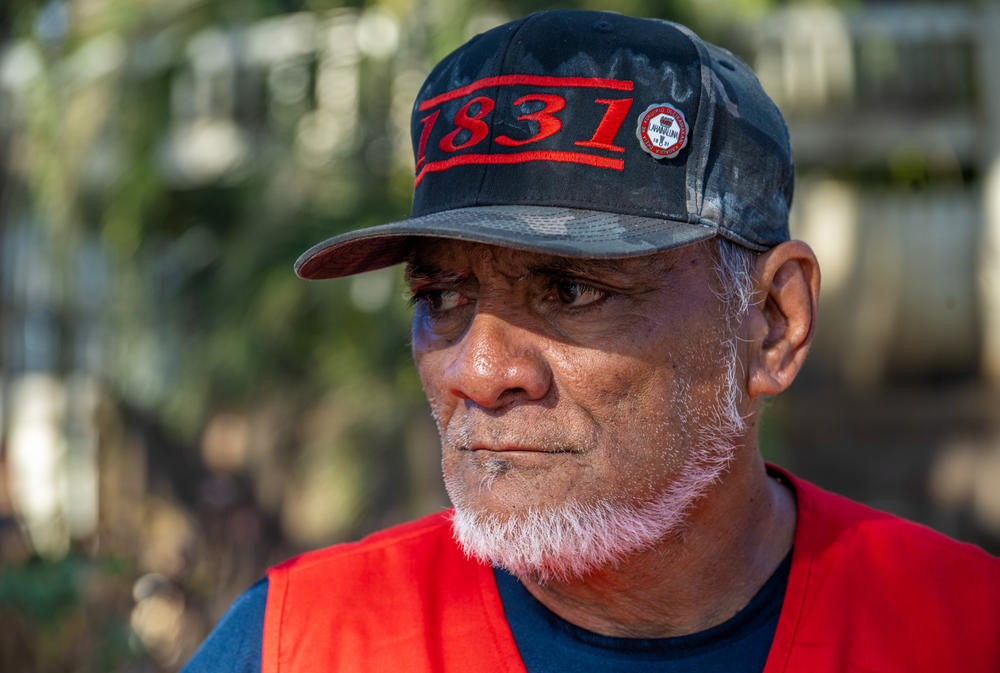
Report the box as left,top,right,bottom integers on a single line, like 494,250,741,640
635,103,688,159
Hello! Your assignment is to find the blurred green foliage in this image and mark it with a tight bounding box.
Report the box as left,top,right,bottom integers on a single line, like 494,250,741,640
0,554,136,672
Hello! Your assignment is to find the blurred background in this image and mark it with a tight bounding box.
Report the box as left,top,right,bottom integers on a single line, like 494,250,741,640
1,0,999,669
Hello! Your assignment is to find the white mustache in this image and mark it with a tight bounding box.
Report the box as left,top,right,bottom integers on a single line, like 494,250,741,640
440,417,595,453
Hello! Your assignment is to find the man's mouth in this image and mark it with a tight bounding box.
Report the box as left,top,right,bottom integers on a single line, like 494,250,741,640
462,445,579,454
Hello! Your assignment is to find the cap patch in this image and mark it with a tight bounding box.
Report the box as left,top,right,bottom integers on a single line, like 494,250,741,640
635,103,688,159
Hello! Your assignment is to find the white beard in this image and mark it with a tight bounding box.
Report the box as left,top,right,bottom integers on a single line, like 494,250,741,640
446,339,746,584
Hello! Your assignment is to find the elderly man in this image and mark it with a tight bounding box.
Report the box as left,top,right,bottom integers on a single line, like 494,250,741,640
183,10,1000,673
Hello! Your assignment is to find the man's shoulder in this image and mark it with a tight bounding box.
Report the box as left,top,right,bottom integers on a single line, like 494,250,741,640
782,467,999,577
271,509,457,577
771,469,1000,669
261,507,508,671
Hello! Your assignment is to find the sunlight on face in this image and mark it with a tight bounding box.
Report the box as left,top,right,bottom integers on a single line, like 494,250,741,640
408,240,746,581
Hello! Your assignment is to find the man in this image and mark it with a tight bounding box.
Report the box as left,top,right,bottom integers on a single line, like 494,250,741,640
183,10,1000,672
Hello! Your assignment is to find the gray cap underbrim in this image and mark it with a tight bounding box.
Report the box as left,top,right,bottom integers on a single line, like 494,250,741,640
294,205,720,279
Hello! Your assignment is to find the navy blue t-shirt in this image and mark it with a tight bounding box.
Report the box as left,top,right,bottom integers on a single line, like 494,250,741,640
181,551,791,673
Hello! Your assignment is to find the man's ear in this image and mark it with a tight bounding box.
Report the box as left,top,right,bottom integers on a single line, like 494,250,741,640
745,240,821,399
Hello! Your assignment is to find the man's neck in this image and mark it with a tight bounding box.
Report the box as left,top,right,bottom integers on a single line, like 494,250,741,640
517,456,796,639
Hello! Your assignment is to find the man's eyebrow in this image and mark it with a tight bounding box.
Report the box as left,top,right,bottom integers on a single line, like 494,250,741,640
405,255,645,284
528,257,635,278
403,261,466,285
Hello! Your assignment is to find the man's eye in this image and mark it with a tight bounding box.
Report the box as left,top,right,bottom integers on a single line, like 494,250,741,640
414,289,466,313
552,280,606,308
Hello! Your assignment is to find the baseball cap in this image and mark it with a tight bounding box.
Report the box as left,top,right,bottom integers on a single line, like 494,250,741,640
295,10,793,280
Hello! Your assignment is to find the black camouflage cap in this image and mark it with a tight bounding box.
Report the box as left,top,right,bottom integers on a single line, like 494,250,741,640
295,10,793,280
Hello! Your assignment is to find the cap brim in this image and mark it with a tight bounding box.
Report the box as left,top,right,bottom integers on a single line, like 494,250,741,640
294,205,718,279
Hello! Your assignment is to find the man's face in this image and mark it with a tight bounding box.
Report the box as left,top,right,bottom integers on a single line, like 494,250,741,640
408,239,743,577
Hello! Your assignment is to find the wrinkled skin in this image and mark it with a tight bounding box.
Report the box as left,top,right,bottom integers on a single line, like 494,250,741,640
408,239,735,523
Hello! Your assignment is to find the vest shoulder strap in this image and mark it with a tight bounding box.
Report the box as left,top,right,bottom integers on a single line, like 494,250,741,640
262,510,527,673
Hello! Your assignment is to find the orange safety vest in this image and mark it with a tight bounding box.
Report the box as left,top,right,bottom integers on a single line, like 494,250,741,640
262,469,1000,672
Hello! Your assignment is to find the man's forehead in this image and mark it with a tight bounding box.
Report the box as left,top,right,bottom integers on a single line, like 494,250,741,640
403,238,713,283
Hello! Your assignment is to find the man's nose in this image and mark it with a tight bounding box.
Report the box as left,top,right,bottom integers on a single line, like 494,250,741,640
443,310,553,410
